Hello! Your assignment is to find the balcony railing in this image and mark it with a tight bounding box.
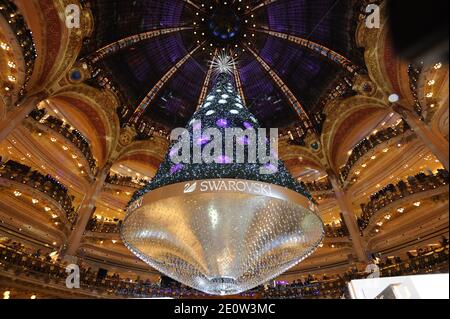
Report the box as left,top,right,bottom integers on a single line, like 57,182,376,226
105,174,147,189
0,0,36,97
324,223,349,238
358,170,449,231
28,109,98,175
86,218,122,234
340,120,411,181
302,179,333,193
0,242,447,299
262,244,449,299
0,160,77,224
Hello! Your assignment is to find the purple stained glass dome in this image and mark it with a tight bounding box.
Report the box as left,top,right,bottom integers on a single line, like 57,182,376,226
86,0,358,133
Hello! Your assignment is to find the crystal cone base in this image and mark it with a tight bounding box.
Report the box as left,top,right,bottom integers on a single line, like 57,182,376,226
122,180,324,295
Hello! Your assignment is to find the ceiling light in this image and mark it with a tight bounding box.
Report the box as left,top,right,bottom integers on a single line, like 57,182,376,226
32,199,39,204
13,191,22,197
0,42,10,50
388,94,399,103
397,208,405,213
413,202,421,207
45,207,51,212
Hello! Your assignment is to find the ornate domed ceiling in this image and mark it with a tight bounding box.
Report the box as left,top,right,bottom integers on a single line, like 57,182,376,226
81,0,363,134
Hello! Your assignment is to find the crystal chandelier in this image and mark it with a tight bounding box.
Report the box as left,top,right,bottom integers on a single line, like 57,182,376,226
122,68,324,296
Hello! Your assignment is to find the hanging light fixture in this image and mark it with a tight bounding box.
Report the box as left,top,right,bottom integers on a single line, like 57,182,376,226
121,64,324,296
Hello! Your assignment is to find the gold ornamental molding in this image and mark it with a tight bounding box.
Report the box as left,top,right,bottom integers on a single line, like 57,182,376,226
366,199,449,251
363,187,449,238
116,136,170,164
356,0,415,109
0,11,27,102
0,189,70,241
16,0,90,95
0,95,6,120
321,95,388,169
52,83,121,163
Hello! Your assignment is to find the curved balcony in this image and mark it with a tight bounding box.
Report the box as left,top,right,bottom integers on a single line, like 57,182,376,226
302,179,333,193
105,174,147,190
340,120,411,182
378,245,449,277
1,241,448,299
0,160,77,224
264,244,449,298
324,224,348,238
86,218,121,234
27,109,98,176
301,179,334,201
0,0,36,97
358,169,449,231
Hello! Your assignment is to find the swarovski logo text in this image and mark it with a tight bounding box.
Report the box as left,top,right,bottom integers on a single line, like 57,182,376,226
184,180,272,196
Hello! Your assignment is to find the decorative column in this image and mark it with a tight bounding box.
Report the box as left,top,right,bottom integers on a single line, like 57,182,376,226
393,104,449,171
64,162,112,258
0,93,47,142
328,171,369,262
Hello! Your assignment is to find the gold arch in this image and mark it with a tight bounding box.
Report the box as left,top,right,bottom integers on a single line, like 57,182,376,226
50,84,121,166
321,95,388,170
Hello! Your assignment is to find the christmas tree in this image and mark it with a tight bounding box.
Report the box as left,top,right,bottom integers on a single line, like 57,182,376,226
122,56,323,296
129,68,312,205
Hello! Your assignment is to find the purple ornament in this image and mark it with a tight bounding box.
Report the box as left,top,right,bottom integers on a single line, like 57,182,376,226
170,163,184,174
216,118,229,128
243,122,253,130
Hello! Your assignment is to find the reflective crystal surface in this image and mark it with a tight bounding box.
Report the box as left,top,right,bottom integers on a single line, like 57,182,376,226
122,191,324,295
